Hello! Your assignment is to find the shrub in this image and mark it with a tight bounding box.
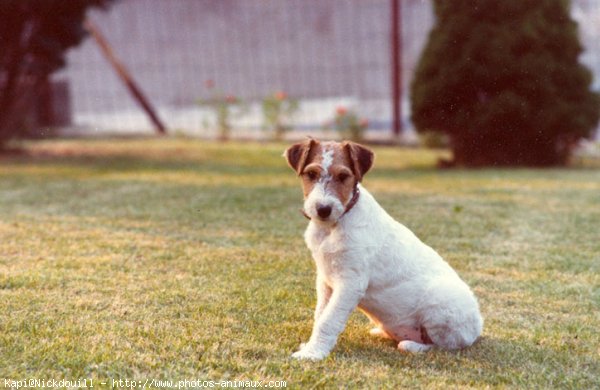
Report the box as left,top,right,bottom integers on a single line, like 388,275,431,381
0,0,114,150
326,106,369,142
198,81,245,141
411,0,600,166
419,131,449,149
262,91,299,141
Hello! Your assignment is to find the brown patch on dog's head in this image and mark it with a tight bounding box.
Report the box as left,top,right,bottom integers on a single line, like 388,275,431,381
342,141,374,182
284,138,317,175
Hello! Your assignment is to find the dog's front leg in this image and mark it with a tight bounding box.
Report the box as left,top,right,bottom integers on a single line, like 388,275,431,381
314,274,332,322
292,281,365,360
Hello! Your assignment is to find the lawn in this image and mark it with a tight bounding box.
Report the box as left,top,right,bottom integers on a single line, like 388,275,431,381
0,138,598,389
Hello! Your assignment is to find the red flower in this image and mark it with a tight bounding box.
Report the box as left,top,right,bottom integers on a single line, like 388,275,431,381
336,106,347,116
205,79,215,89
225,95,237,103
275,91,287,101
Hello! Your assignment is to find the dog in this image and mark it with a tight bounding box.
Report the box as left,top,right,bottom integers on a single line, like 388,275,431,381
284,139,483,360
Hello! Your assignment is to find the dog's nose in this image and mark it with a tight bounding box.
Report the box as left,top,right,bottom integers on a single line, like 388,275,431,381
316,204,332,219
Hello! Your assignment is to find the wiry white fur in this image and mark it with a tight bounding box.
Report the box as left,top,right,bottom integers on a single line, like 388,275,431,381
291,184,483,360
320,147,334,173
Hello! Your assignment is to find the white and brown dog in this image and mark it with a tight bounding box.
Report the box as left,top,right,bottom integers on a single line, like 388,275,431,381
284,139,482,360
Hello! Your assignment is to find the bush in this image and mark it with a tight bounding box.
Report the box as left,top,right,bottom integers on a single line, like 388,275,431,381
325,106,369,142
262,91,299,141
419,131,449,149
197,80,246,141
411,0,600,166
0,0,114,149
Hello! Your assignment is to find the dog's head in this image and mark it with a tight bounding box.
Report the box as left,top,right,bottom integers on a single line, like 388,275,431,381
284,138,374,223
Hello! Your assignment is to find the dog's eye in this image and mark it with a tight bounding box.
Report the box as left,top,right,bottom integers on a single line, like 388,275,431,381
306,171,318,181
337,173,350,182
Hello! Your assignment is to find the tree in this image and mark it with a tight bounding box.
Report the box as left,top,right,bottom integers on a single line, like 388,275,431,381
411,0,600,166
0,0,114,150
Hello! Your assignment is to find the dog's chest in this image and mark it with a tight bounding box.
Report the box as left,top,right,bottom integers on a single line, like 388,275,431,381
304,223,351,279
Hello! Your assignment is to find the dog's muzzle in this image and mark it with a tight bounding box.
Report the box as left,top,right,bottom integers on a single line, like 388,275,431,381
301,186,360,221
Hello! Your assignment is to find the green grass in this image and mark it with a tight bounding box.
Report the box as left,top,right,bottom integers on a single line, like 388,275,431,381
1,138,599,389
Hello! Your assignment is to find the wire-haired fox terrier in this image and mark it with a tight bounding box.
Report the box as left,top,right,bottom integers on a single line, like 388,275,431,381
284,138,483,360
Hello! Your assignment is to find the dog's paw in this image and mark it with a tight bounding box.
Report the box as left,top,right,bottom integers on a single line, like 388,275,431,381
398,340,433,353
291,345,327,361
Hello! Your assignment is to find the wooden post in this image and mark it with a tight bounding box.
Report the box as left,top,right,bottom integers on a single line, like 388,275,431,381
85,19,167,134
391,0,402,136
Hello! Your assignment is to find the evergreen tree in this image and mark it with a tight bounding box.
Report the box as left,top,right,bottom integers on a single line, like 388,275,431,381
0,0,114,149
411,0,600,166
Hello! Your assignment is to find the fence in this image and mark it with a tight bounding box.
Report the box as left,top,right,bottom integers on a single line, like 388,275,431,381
53,0,600,139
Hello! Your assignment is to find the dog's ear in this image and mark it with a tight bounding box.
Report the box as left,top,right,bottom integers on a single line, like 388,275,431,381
343,141,374,182
284,138,317,175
